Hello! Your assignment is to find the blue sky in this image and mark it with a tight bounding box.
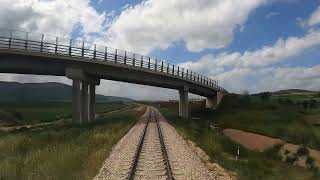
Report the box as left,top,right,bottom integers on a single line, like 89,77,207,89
1,0,320,99
87,0,320,64
149,1,319,64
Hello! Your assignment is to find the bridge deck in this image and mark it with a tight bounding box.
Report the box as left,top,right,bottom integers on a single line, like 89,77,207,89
0,29,226,97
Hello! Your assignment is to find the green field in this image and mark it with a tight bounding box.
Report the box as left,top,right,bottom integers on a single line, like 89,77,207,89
0,102,143,180
272,93,320,102
0,101,129,125
161,93,320,180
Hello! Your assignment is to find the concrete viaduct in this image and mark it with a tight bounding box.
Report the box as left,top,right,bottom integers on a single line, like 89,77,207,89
0,29,227,124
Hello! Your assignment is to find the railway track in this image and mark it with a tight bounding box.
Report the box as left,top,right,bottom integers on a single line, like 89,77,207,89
94,106,217,180
128,106,173,180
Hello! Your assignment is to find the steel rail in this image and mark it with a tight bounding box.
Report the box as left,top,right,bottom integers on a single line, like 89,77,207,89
154,107,174,180
127,107,152,180
127,107,174,180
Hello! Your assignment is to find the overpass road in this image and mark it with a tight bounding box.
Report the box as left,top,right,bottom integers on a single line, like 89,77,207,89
0,29,227,124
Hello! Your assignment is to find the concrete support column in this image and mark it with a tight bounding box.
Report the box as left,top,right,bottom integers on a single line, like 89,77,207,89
82,82,89,124
206,92,224,110
66,67,100,125
89,84,96,122
178,92,183,117
72,79,82,124
179,86,189,119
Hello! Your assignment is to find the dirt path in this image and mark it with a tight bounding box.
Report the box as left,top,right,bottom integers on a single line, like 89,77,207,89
223,129,283,151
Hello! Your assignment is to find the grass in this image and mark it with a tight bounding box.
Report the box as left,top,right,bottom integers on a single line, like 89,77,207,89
0,101,129,125
211,94,320,150
272,93,320,103
0,103,143,180
160,94,320,180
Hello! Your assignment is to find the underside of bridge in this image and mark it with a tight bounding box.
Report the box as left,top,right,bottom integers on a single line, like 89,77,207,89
65,66,224,123
0,50,226,124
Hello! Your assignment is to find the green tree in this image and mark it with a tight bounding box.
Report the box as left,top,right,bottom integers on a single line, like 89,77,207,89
302,100,309,109
309,99,317,109
259,92,272,101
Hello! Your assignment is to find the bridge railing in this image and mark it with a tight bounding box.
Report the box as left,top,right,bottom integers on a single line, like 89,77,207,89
0,29,226,92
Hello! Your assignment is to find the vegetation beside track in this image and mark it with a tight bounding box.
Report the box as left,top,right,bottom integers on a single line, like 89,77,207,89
0,101,128,126
161,93,320,180
0,102,144,180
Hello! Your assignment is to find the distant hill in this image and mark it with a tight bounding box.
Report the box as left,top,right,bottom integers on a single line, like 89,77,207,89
272,89,318,95
0,81,134,102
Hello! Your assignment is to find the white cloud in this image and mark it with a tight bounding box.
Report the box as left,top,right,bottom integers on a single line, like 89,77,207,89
308,6,320,26
180,29,320,93
0,0,319,99
217,66,320,93
258,66,320,92
0,0,107,37
104,0,267,54
181,30,320,71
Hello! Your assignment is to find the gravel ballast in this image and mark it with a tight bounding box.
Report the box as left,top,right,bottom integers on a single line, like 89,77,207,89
94,107,233,180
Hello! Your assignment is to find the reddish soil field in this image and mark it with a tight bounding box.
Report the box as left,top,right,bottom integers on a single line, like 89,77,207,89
223,129,283,151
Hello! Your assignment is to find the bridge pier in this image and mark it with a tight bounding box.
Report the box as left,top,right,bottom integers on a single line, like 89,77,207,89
66,68,100,125
179,86,189,119
89,84,96,122
82,82,89,124
72,79,82,124
206,92,224,110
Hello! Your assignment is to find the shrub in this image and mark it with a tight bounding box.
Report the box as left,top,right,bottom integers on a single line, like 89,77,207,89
242,90,250,95
309,99,317,109
6,110,23,120
302,100,309,109
258,92,272,101
296,101,301,107
277,98,295,106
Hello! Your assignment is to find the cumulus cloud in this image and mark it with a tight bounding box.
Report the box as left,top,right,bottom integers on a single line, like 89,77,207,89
180,29,320,93
258,65,320,92
215,66,320,93
104,0,267,54
0,0,107,37
0,0,319,99
308,6,320,26
181,30,320,71
104,3,320,94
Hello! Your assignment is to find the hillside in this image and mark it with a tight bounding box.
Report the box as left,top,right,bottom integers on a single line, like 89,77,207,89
0,81,134,102
273,89,318,95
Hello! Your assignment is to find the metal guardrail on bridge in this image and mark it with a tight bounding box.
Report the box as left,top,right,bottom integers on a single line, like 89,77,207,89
0,29,226,92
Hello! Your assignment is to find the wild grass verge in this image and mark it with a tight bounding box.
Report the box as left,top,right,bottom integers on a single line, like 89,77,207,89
160,94,320,180
0,105,143,180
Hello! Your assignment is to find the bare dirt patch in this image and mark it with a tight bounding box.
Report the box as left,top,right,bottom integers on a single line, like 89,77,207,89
223,129,283,151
